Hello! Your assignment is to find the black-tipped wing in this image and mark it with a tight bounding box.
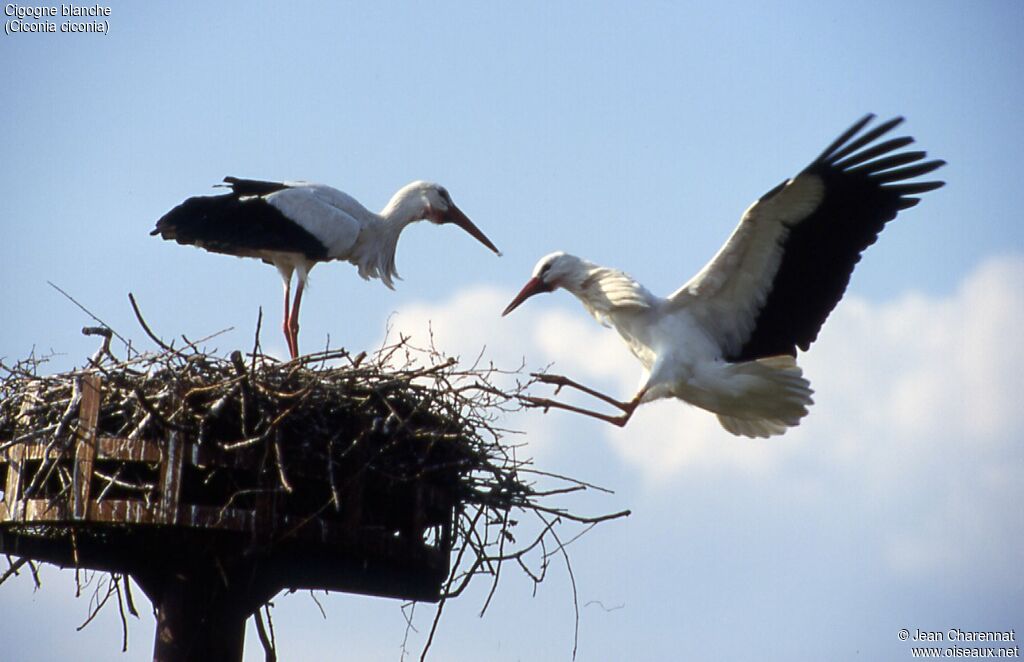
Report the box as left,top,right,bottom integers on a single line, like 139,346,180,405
671,115,945,361
151,178,330,261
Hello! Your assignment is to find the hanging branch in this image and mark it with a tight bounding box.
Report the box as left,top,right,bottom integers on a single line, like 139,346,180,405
0,558,28,586
127,292,173,352
254,607,277,662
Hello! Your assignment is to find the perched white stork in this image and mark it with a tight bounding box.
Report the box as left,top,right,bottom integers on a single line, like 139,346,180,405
502,115,945,437
152,177,500,358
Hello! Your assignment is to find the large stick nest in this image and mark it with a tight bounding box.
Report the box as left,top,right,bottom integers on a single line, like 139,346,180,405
1,318,628,657
3,337,528,522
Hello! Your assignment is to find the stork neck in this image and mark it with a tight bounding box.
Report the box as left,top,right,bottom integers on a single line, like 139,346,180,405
365,210,418,263
342,200,422,290
378,192,429,230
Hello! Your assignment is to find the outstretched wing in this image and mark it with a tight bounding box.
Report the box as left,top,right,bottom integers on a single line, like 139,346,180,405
670,115,945,362
151,177,361,261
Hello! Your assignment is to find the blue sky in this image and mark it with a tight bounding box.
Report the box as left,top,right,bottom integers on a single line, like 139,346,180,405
2,2,1022,660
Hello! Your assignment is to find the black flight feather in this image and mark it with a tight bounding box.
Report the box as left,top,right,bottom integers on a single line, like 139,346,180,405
726,116,945,363
151,177,328,261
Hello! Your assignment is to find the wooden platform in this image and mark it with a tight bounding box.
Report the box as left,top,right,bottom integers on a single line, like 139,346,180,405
0,373,458,661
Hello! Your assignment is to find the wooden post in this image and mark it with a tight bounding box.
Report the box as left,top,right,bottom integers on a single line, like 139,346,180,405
145,568,250,662
3,383,42,520
2,444,25,521
73,374,102,520
157,432,184,525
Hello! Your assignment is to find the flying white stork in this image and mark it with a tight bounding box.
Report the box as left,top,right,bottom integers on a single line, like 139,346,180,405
152,177,501,358
502,115,945,437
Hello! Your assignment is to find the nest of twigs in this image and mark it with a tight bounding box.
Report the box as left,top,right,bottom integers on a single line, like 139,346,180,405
1,312,629,659
1,338,525,530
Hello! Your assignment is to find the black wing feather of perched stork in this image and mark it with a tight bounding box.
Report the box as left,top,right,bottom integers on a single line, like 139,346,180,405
151,178,328,260
723,115,945,362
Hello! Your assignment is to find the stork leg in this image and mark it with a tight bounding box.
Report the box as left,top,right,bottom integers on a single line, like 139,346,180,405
524,373,644,427
522,393,642,427
287,277,306,359
281,277,297,359
531,373,634,409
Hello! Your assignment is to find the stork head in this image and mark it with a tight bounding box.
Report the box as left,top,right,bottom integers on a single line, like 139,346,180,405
389,181,501,255
502,251,584,316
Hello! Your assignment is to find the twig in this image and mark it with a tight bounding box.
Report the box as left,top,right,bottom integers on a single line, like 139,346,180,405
542,514,581,661
251,306,263,372
525,504,632,525
419,595,447,662
28,560,41,589
400,601,419,660
584,600,624,612
128,292,172,352
77,576,116,631
113,575,130,652
254,607,277,662
272,430,293,493
83,326,115,364
47,281,130,350
133,386,189,432
309,590,327,619
478,506,510,617
123,574,139,617
0,558,27,586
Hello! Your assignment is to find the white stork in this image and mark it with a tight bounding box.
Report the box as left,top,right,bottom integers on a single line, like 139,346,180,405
502,115,945,437
152,178,500,358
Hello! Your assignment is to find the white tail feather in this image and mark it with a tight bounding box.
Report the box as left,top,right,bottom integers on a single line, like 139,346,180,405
716,415,790,438
690,355,814,438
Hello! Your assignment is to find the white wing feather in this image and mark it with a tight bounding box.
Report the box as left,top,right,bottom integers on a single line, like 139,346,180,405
265,185,366,258
668,174,825,355
578,266,654,327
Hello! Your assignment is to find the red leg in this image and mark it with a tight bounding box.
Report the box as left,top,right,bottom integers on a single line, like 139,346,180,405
282,277,296,359
287,277,305,359
523,375,645,427
522,393,642,427
531,372,635,411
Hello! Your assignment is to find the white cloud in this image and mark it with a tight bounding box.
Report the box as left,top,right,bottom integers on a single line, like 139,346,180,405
387,254,1024,581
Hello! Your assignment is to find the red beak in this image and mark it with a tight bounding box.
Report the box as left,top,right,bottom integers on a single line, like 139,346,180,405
447,204,501,256
502,276,551,316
